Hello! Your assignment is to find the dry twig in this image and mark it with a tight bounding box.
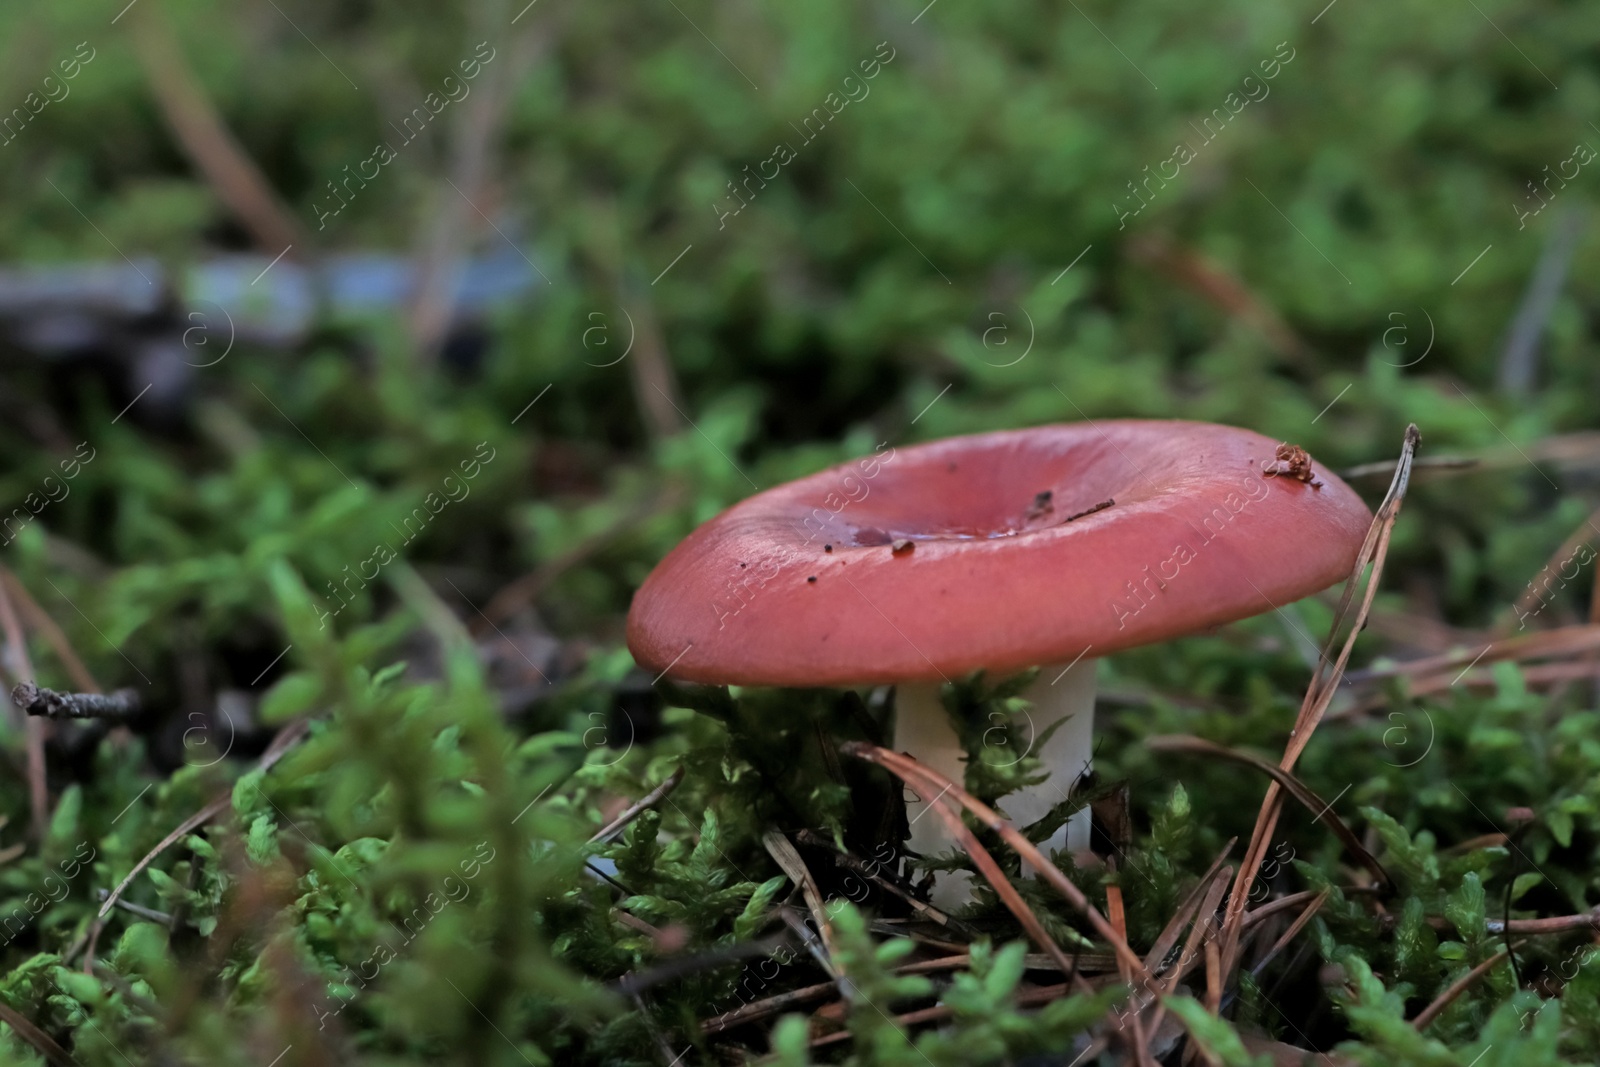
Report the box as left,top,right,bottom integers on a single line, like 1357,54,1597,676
1217,424,1420,985
839,742,1148,982
589,765,685,844
97,718,310,920
12,682,141,723
0,579,48,841
125,1,306,254
1146,736,1387,887
1411,945,1517,1030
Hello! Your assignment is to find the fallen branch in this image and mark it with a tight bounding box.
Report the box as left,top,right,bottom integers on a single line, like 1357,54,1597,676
12,682,141,723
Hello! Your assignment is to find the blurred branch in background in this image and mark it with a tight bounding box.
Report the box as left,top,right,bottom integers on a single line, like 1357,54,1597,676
124,0,307,257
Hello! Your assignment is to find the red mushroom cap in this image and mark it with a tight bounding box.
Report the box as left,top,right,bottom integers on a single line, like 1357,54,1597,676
628,420,1373,687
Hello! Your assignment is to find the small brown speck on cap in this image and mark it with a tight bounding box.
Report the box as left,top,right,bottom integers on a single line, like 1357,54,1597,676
824,544,833,552
807,575,817,583
891,539,914,555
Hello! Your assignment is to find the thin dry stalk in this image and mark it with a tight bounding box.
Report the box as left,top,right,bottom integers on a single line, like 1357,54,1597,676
1502,503,1600,630
1348,623,1600,686
0,1000,77,1067
0,578,47,841
589,765,685,844
839,742,1149,981
0,569,100,693
795,828,979,936
1338,660,1600,716
762,831,844,979
808,973,1121,1049
1137,864,1235,1058
98,719,310,920
847,742,1158,1063
477,483,686,632
1411,945,1515,1030
1146,736,1387,887
1249,889,1329,978
1216,424,1420,984
1126,233,1313,367
703,951,1094,1035
126,1,305,254
914,785,1084,983
1143,840,1236,974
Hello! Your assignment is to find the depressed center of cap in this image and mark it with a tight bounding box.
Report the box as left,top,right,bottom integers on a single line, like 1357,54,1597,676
627,420,1373,688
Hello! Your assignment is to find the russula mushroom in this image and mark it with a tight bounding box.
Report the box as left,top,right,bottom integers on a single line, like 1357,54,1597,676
628,421,1371,904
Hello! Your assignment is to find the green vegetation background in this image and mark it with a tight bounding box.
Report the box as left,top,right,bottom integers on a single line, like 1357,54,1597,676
0,0,1596,1063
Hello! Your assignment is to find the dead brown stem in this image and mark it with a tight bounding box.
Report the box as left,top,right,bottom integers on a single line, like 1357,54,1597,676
0,578,47,842
126,1,305,255
1146,736,1387,887
1218,424,1419,985
98,718,310,920
589,765,685,844
1411,945,1516,1031
839,741,1149,982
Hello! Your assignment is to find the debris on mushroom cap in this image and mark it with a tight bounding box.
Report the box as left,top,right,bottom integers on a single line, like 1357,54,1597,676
627,420,1374,688
1263,443,1315,482
1062,498,1115,523
1026,490,1054,520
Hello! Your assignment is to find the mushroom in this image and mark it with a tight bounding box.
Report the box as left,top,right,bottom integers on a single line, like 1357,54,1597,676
627,421,1372,905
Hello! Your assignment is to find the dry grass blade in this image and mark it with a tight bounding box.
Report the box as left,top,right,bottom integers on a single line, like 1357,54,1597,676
1162,869,1233,998
0,1000,78,1067
125,0,305,254
1218,424,1420,984
0,577,48,842
1144,840,1235,974
1337,660,1600,717
1135,864,1235,1065
839,741,1149,982
702,979,837,1035
795,828,980,937
762,831,843,978
1410,944,1517,1030
589,765,685,844
1126,233,1313,366
809,974,1122,1049
1348,623,1600,685
842,744,1157,1060
1502,504,1600,631
702,951,1092,1036
98,718,310,920
1249,889,1329,978
0,569,100,694
1146,736,1387,887
913,780,1086,983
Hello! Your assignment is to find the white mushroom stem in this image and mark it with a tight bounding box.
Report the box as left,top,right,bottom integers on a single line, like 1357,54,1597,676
895,658,1097,908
